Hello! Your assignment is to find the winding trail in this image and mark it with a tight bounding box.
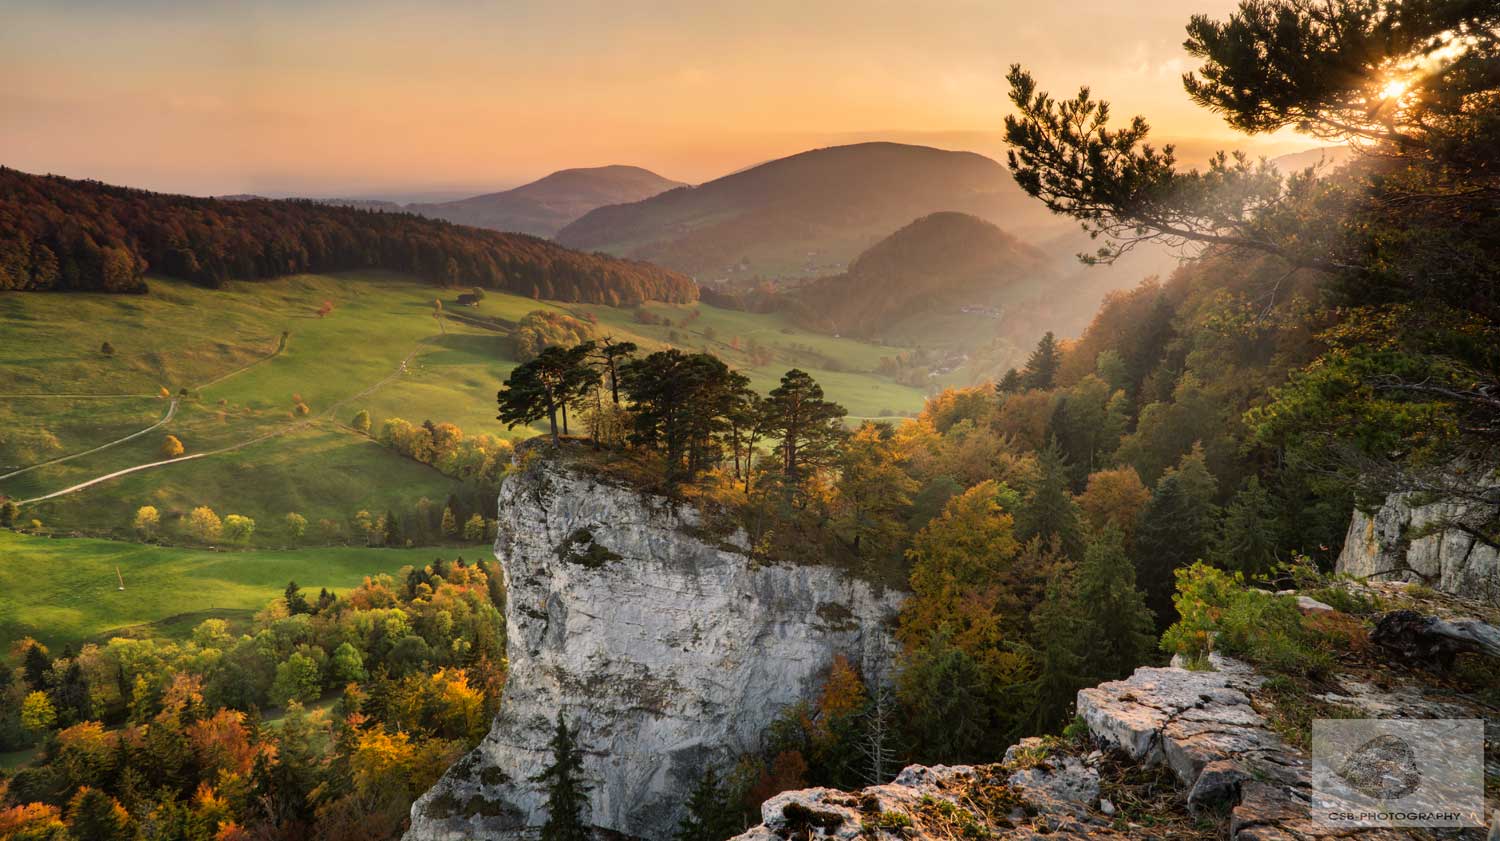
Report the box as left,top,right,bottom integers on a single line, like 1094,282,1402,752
193,331,291,391
17,346,422,506
0,399,179,482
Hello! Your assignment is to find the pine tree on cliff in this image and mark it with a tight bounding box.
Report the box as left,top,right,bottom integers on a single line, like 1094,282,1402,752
534,714,591,841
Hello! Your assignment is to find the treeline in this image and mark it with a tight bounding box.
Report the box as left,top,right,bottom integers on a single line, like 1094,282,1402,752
0,168,697,305
0,562,505,841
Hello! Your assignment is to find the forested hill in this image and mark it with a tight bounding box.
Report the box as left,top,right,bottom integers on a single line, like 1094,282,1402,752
780,211,1049,340
0,167,698,305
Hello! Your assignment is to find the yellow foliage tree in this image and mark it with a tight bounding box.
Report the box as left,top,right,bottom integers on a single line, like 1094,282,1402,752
186,506,222,543
133,505,160,539
160,435,185,458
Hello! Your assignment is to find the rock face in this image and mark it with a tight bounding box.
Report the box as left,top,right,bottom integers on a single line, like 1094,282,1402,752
1337,491,1500,604
735,651,1489,841
404,456,904,841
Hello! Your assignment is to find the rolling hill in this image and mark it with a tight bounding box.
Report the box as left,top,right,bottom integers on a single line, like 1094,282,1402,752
780,212,1049,341
554,142,1060,282
407,165,686,237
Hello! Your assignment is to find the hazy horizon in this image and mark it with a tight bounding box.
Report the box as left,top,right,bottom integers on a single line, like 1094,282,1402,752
3,0,1315,199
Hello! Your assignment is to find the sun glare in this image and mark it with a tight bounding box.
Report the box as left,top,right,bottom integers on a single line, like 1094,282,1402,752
1378,78,1410,100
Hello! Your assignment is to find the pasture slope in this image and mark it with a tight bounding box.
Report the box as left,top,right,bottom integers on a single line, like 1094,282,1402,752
0,271,925,646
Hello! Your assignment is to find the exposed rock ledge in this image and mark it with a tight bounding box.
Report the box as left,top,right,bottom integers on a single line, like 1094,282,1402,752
404,455,904,841
736,651,1493,841
1338,490,1499,605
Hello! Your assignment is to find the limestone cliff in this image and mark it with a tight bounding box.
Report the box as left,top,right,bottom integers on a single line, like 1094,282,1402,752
404,454,904,841
1337,491,1499,604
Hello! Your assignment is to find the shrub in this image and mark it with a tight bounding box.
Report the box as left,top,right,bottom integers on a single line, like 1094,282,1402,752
1161,562,1336,678
160,435,185,458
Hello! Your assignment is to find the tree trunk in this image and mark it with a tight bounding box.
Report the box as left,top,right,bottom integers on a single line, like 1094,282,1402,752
547,406,559,448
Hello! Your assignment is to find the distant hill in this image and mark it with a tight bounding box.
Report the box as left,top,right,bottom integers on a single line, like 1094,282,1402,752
555,142,1059,282
407,165,685,237
0,167,696,304
1268,146,1353,176
780,212,1050,341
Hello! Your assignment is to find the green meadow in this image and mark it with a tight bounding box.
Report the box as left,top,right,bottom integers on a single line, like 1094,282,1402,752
0,271,925,643
0,530,450,650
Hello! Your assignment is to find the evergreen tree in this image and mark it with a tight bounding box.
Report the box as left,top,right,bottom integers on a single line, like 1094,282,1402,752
674,766,739,841
283,581,311,616
533,714,592,841
1027,564,1084,733
761,369,847,480
1020,332,1060,390
383,508,402,546
1212,475,1280,577
498,344,596,447
996,368,1024,395
66,787,131,841
1015,440,1085,560
1075,527,1157,682
619,349,743,479
441,506,458,538
592,336,638,406
1133,448,1219,626
23,642,51,691
897,631,1006,764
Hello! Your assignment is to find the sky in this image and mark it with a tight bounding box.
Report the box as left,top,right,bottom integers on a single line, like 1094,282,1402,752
1,0,1311,198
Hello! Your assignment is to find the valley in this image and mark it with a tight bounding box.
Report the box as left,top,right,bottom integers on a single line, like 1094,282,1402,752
0,271,925,647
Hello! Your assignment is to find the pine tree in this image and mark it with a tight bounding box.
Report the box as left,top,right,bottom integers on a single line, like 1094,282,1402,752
533,714,591,841
1027,564,1085,733
1015,440,1085,560
383,508,401,546
1133,448,1219,627
1075,527,1156,683
441,506,458,538
66,787,131,841
1212,476,1280,577
284,581,311,616
23,642,51,691
1020,332,1060,390
762,369,847,480
996,368,1024,395
674,766,739,841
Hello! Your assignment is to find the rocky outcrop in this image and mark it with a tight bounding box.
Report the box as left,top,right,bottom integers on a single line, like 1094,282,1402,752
1337,491,1500,604
737,647,1497,840
404,455,904,841
731,750,1120,841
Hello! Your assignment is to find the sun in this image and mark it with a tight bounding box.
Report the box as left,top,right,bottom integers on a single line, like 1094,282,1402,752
1378,79,1410,100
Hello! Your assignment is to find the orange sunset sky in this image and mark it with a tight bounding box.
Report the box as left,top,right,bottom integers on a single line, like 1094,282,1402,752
1,0,1312,198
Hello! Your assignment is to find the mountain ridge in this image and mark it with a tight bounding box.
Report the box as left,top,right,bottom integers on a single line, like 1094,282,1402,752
405,164,685,237
555,142,1062,281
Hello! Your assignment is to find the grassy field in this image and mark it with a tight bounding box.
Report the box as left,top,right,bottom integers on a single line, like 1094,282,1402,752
0,531,450,649
1,271,926,645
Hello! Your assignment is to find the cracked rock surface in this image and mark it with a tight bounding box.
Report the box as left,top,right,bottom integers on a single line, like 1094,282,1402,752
1338,490,1500,604
403,457,903,841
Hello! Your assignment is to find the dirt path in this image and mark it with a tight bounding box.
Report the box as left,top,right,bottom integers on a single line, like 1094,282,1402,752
193,331,291,390
0,399,179,482
17,347,421,506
